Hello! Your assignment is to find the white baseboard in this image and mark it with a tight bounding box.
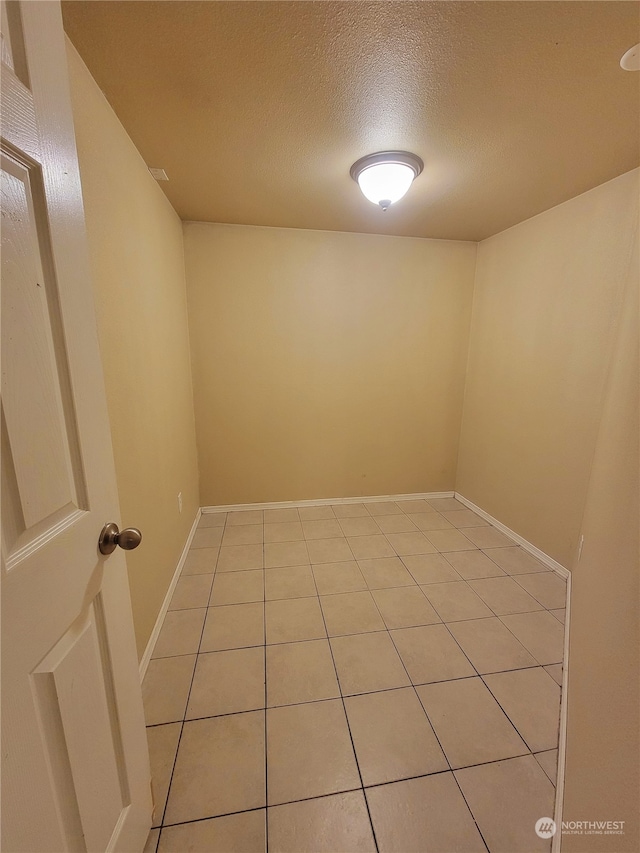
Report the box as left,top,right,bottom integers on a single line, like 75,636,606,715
552,571,571,852
138,507,201,681
454,493,570,579
201,491,455,514
455,492,571,846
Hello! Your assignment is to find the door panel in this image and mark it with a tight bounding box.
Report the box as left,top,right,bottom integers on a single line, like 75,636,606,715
33,604,126,852
2,150,87,550
1,2,152,850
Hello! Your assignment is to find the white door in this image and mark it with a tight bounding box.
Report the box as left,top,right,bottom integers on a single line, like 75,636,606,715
1,2,152,851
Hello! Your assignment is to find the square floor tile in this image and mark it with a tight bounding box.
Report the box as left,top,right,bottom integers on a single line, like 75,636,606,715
198,512,227,528
265,597,326,644
320,591,386,636
469,576,544,615
337,516,381,537
169,574,213,610
513,572,567,609
182,547,219,575
299,505,336,520
152,609,206,658
222,524,264,546
544,664,563,685
200,603,264,652
417,677,528,768
164,711,265,823
390,624,474,684
266,639,339,707
330,631,410,695
264,522,304,543
302,519,343,540
345,688,447,786
312,561,367,595
143,655,196,726
217,544,263,572
483,546,549,575
348,535,395,560
483,668,561,752
306,537,353,564
455,755,555,852
500,610,565,665
372,586,440,629
421,581,494,622
425,529,477,552
268,791,375,853
147,723,181,827
210,570,264,606
463,527,514,548
445,550,506,579
375,514,418,534
357,557,415,589
364,501,402,515
441,509,489,528
191,527,224,549
264,540,310,568
366,773,486,853
158,811,266,853
227,510,264,526
401,554,462,584
447,617,537,673
406,512,454,531
331,503,369,517
386,532,437,556
265,565,316,600
426,497,466,512
264,508,300,523
267,700,360,805
186,647,265,718
535,749,558,784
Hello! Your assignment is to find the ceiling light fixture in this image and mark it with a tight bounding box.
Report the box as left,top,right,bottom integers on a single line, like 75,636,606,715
350,151,423,211
620,43,639,71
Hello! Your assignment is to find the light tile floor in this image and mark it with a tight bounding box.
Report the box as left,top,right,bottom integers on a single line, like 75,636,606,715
143,498,566,853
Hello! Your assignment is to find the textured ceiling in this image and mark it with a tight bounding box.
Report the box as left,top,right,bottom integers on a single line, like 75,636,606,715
62,1,639,241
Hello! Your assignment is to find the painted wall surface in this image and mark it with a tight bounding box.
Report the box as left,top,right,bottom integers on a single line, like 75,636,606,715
183,223,477,506
67,43,200,658
563,214,639,851
456,169,639,568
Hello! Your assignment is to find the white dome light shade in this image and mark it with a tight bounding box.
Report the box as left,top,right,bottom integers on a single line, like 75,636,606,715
350,151,423,211
357,163,415,208
620,43,640,71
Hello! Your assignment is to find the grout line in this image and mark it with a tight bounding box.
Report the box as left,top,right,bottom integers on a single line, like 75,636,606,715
155,512,228,835
309,560,380,853
145,654,561,728
262,528,269,853
148,497,566,847
157,742,548,833
360,585,492,852
479,672,558,755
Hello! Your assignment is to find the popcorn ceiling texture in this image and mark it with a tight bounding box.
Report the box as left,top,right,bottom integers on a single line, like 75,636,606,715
62,1,638,241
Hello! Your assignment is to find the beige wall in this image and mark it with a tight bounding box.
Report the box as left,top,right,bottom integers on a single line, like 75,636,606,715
456,169,639,568
563,211,639,851
183,223,477,506
67,44,200,658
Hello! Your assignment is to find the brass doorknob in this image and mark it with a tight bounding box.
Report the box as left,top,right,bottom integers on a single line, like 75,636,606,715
99,522,142,555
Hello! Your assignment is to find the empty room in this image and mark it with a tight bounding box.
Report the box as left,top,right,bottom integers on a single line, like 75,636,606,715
1,1,638,852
